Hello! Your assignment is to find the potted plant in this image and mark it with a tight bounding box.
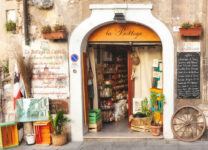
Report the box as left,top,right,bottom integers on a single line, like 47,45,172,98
150,93,165,136
5,21,16,33
41,24,66,39
179,22,202,36
130,97,151,132
48,107,69,146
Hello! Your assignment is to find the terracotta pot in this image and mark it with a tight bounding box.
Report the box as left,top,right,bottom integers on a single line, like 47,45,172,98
150,125,161,136
42,31,66,39
51,133,67,146
179,27,202,36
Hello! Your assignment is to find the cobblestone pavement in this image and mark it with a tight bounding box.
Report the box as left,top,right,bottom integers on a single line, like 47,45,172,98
6,139,208,150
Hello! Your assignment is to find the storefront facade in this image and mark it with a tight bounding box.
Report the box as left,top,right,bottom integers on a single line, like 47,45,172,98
69,4,174,141
1,0,208,143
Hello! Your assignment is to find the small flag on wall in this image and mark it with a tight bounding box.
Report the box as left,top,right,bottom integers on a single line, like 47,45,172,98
13,64,26,110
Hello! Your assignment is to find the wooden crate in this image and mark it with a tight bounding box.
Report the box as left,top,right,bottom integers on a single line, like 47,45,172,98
89,109,101,124
130,117,151,132
0,121,19,149
34,121,53,145
88,120,102,132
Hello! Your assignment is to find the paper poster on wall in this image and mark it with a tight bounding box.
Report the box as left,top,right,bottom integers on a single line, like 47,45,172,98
157,73,163,89
152,59,159,67
133,98,141,114
15,98,49,122
24,40,69,99
178,42,200,52
159,62,163,71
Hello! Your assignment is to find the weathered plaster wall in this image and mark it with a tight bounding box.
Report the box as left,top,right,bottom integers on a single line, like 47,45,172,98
0,0,24,122
1,0,208,139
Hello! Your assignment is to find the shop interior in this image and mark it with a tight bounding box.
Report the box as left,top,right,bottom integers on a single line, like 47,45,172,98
84,44,163,139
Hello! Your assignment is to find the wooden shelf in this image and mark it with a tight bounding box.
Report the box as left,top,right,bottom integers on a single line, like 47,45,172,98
100,108,114,111
103,72,116,74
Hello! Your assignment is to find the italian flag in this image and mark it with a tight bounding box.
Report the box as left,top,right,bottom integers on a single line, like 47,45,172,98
13,64,26,110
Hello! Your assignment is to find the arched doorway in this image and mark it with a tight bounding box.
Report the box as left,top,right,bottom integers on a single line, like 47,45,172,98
69,4,174,141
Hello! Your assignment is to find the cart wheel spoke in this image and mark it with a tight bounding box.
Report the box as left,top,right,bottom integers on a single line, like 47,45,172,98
173,122,184,125
171,105,206,142
175,125,185,132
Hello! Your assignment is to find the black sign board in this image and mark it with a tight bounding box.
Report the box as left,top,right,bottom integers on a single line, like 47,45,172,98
177,52,200,99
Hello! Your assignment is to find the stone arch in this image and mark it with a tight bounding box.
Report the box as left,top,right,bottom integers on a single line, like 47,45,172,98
69,4,174,141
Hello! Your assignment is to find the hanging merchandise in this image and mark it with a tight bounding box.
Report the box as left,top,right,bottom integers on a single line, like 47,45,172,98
131,50,140,80
88,79,94,99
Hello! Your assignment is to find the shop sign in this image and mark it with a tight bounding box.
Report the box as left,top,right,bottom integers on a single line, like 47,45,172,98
49,99,69,114
178,42,200,52
177,52,200,99
88,23,160,42
24,40,69,99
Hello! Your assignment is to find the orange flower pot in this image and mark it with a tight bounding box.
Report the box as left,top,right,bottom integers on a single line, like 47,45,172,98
42,31,66,39
150,125,161,136
179,27,202,37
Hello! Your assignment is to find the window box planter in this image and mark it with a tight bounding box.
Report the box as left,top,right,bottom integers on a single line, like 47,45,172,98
179,27,202,37
42,31,66,40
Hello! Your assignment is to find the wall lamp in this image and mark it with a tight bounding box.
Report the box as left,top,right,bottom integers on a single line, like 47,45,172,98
114,13,126,24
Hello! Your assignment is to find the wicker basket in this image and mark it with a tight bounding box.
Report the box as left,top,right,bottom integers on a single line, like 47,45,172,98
51,133,67,146
131,117,151,132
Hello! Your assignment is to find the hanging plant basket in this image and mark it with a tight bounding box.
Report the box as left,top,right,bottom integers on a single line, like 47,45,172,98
179,27,202,37
42,31,66,40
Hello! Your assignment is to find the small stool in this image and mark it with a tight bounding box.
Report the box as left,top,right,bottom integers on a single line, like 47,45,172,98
34,121,53,145
0,121,19,149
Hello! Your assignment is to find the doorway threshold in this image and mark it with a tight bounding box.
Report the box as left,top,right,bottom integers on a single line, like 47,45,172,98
84,119,163,141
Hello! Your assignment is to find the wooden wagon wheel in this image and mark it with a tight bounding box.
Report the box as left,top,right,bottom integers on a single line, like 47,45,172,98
171,105,206,142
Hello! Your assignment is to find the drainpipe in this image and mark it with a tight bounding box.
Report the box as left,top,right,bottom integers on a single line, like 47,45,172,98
23,0,30,45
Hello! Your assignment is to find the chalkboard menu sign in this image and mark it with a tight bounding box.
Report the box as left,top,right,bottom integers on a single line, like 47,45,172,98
177,52,200,99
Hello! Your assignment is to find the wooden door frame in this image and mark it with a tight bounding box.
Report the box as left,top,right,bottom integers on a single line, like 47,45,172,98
82,52,89,126
128,50,134,127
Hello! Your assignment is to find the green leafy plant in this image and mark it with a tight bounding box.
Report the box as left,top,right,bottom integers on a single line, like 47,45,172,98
150,92,157,109
54,24,66,32
41,25,52,34
5,21,16,32
1,59,9,74
141,97,150,117
181,22,192,29
48,106,70,135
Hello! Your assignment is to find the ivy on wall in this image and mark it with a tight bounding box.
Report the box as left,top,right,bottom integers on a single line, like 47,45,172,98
31,0,54,9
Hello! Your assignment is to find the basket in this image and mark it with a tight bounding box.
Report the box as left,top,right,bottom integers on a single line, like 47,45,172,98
51,133,67,146
131,117,151,132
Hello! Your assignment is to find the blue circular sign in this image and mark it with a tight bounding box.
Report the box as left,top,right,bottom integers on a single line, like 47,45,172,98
71,54,79,62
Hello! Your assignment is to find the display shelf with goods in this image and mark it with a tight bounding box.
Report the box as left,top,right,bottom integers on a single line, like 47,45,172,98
98,51,128,123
